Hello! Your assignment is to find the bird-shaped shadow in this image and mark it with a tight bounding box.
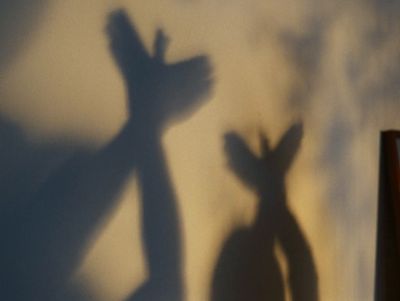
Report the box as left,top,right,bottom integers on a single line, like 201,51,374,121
211,123,319,301
106,10,213,301
107,10,212,132
0,8,212,301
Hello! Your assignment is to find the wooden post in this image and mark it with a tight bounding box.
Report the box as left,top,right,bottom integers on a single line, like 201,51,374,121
375,131,400,301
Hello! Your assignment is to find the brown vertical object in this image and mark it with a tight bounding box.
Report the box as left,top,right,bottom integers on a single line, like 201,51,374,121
375,131,400,301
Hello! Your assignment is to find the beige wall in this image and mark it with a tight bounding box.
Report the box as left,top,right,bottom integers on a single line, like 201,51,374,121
1,0,400,300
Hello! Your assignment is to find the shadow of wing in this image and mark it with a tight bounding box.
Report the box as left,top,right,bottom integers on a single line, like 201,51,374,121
107,10,150,80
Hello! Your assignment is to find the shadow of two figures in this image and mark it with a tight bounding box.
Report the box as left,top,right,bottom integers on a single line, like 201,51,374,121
107,10,318,301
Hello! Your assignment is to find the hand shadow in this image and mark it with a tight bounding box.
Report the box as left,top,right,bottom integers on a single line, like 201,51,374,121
211,122,319,301
106,10,213,301
0,7,217,300
107,10,212,132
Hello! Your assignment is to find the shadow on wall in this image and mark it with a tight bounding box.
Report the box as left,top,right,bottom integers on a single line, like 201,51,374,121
211,123,319,301
0,94,139,300
105,9,212,301
0,8,213,301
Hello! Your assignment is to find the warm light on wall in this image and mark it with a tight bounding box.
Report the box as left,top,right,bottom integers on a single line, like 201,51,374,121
1,1,400,300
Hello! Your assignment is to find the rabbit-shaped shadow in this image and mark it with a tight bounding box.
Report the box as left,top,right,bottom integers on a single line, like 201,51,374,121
211,123,318,301
107,10,213,301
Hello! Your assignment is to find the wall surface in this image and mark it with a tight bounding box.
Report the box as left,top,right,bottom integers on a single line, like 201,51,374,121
1,0,400,300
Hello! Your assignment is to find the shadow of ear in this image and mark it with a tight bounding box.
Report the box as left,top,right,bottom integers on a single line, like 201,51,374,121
223,132,261,190
273,122,303,172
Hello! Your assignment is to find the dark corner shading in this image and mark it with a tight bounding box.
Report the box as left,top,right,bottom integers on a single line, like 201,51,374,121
0,0,48,72
211,122,319,301
0,93,139,299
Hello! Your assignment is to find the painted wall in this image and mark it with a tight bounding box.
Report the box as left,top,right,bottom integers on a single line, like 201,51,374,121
1,0,400,300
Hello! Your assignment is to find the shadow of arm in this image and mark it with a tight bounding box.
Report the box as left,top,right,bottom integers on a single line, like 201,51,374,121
276,207,319,301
